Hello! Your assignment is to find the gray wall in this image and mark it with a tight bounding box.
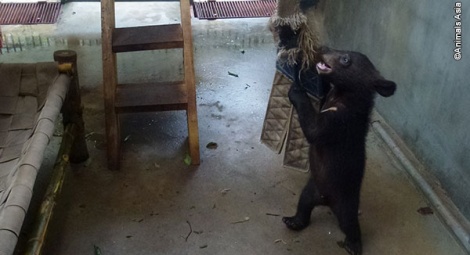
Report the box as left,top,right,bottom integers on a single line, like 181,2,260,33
318,0,470,220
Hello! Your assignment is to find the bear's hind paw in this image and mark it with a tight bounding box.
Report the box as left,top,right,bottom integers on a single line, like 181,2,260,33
282,216,309,231
338,239,362,255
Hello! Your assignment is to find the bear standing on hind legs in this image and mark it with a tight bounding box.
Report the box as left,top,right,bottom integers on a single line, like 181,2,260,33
282,47,397,255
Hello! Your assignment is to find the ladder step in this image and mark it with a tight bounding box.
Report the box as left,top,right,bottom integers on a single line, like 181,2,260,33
115,81,188,112
112,24,184,53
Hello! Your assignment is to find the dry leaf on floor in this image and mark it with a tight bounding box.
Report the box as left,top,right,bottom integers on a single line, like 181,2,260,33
206,142,218,149
184,154,192,165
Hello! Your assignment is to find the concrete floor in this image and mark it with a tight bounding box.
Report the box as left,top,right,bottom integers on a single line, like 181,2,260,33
1,2,468,255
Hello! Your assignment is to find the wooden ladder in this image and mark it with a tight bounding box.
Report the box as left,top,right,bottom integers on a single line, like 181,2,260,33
101,0,200,170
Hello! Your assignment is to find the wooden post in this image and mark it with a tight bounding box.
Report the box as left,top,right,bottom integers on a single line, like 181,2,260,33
180,0,200,165
53,50,89,163
101,0,121,170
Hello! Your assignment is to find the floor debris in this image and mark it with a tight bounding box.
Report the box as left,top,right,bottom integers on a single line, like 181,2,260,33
220,188,231,195
417,206,434,215
183,154,192,165
231,217,250,224
228,71,239,77
206,142,218,149
94,245,102,255
185,221,193,242
274,239,287,244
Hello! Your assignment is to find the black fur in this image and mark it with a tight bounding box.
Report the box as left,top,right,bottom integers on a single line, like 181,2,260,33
282,47,396,255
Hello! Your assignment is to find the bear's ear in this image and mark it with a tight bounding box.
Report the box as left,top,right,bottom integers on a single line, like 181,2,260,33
373,79,396,97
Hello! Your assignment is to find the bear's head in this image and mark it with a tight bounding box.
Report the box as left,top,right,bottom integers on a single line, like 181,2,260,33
316,47,396,97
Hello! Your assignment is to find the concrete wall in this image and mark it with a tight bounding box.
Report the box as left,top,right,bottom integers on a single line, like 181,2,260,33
317,0,470,220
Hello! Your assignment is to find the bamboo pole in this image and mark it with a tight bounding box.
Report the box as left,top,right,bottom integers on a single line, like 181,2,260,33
24,123,77,255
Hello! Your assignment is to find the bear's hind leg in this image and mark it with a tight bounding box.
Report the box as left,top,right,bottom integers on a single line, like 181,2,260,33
283,178,324,231
332,199,362,255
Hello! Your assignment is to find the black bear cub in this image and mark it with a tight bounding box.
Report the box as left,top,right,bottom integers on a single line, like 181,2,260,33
283,47,396,255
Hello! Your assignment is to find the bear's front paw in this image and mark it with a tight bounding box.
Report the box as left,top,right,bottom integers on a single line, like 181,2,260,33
282,216,310,231
288,83,310,107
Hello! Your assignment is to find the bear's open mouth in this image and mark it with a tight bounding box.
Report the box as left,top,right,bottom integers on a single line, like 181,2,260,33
316,62,332,74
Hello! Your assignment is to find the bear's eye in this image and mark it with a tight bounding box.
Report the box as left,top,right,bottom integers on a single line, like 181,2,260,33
340,55,351,66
